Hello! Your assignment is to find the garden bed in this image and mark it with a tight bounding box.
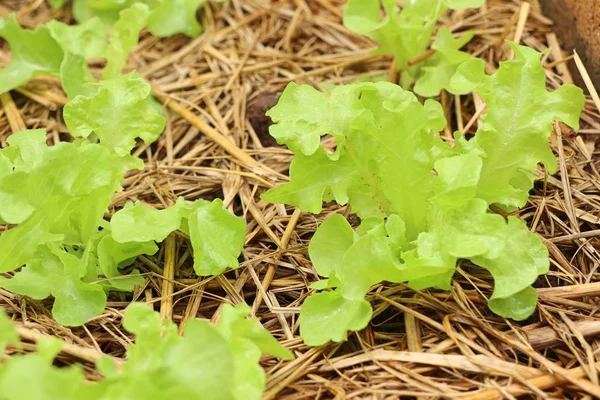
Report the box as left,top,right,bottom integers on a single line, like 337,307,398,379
1,0,600,398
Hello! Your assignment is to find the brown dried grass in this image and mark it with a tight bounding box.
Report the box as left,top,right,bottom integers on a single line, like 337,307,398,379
1,0,600,398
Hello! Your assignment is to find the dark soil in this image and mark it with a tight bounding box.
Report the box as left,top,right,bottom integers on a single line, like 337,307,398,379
247,90,282,147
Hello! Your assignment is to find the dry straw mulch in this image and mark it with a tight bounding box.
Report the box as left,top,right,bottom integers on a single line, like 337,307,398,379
1,0,600,398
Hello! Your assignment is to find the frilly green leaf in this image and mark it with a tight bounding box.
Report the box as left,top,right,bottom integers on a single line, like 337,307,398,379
413,28,475,97
0,14,63,95
111,197,246,276
47,17,107,59
263,81,449,238
343,0,481,95
299,290,372,346
0,130,150,325
457,42,585,208
265,43,585,343
60,54,95,99
102,302,291,399
0,302,288,399
147,0,204,37
64,72,166,156
102,3,149,79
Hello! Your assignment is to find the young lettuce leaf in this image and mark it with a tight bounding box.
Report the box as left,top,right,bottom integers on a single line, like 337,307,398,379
47,17,108,59
0,3,149,96
110,197,247,276
0,329,100,400
64,71,166,156
0,130,137,269
70,0,227,37
102,3,150,79
0,15,63,95
263,43,585,345
343,0,483,95
97,303,293,400
0,304,292,400
0,64,168,325
147,0,205,37
0,130,245,325
0,130,153,325
413,27,475,97
72,0,141,26
263,81,449,239
5,0,223,96
449,42,586,208
48,0,69,9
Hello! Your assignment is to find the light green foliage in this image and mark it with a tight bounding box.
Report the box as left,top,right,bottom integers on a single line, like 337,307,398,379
0,15,63,94
0,311,19,353
264,44,585,345
47,18,108,59
0,130,155,325
0,305,292,399
95,231,156,291
299,290,371,346
0,131,132,270
56,4,150,97
413,28,474,97
0,312,100,399
263,81,448,238
0,72,166,325
6,0,226,95
265,83,354,155
343,0,484,96
0,0,243,331
449,43,586,207
98,302,238,400
103,4,150,79
72,0,142,26
60,54,96,99
148,0,205,37
49,0,69,9
0,120,243,325
2,3,153,96
0,337,99,400
70,0,225,37
472,217,550,320
111,197,246,276
100,303,292,399
0,245,107,326
64,72,166,156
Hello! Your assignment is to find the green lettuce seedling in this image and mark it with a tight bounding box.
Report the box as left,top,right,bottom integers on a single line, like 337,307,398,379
0,4,149,95
58,0,228,37
0,15,64,95
344,0,484,96
263,43,585,346
0,72,246,326
0,305,293,399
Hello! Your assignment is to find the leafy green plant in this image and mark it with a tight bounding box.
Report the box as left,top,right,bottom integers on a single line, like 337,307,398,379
64,71,165,154
344,0,484,96
0,304,293,399
0,0,246,328
0,15,64,95
0,70,246,325
110,198,246,276
262,43,585,346
0,4,148,96
0,3,284,396
49,0,227,37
